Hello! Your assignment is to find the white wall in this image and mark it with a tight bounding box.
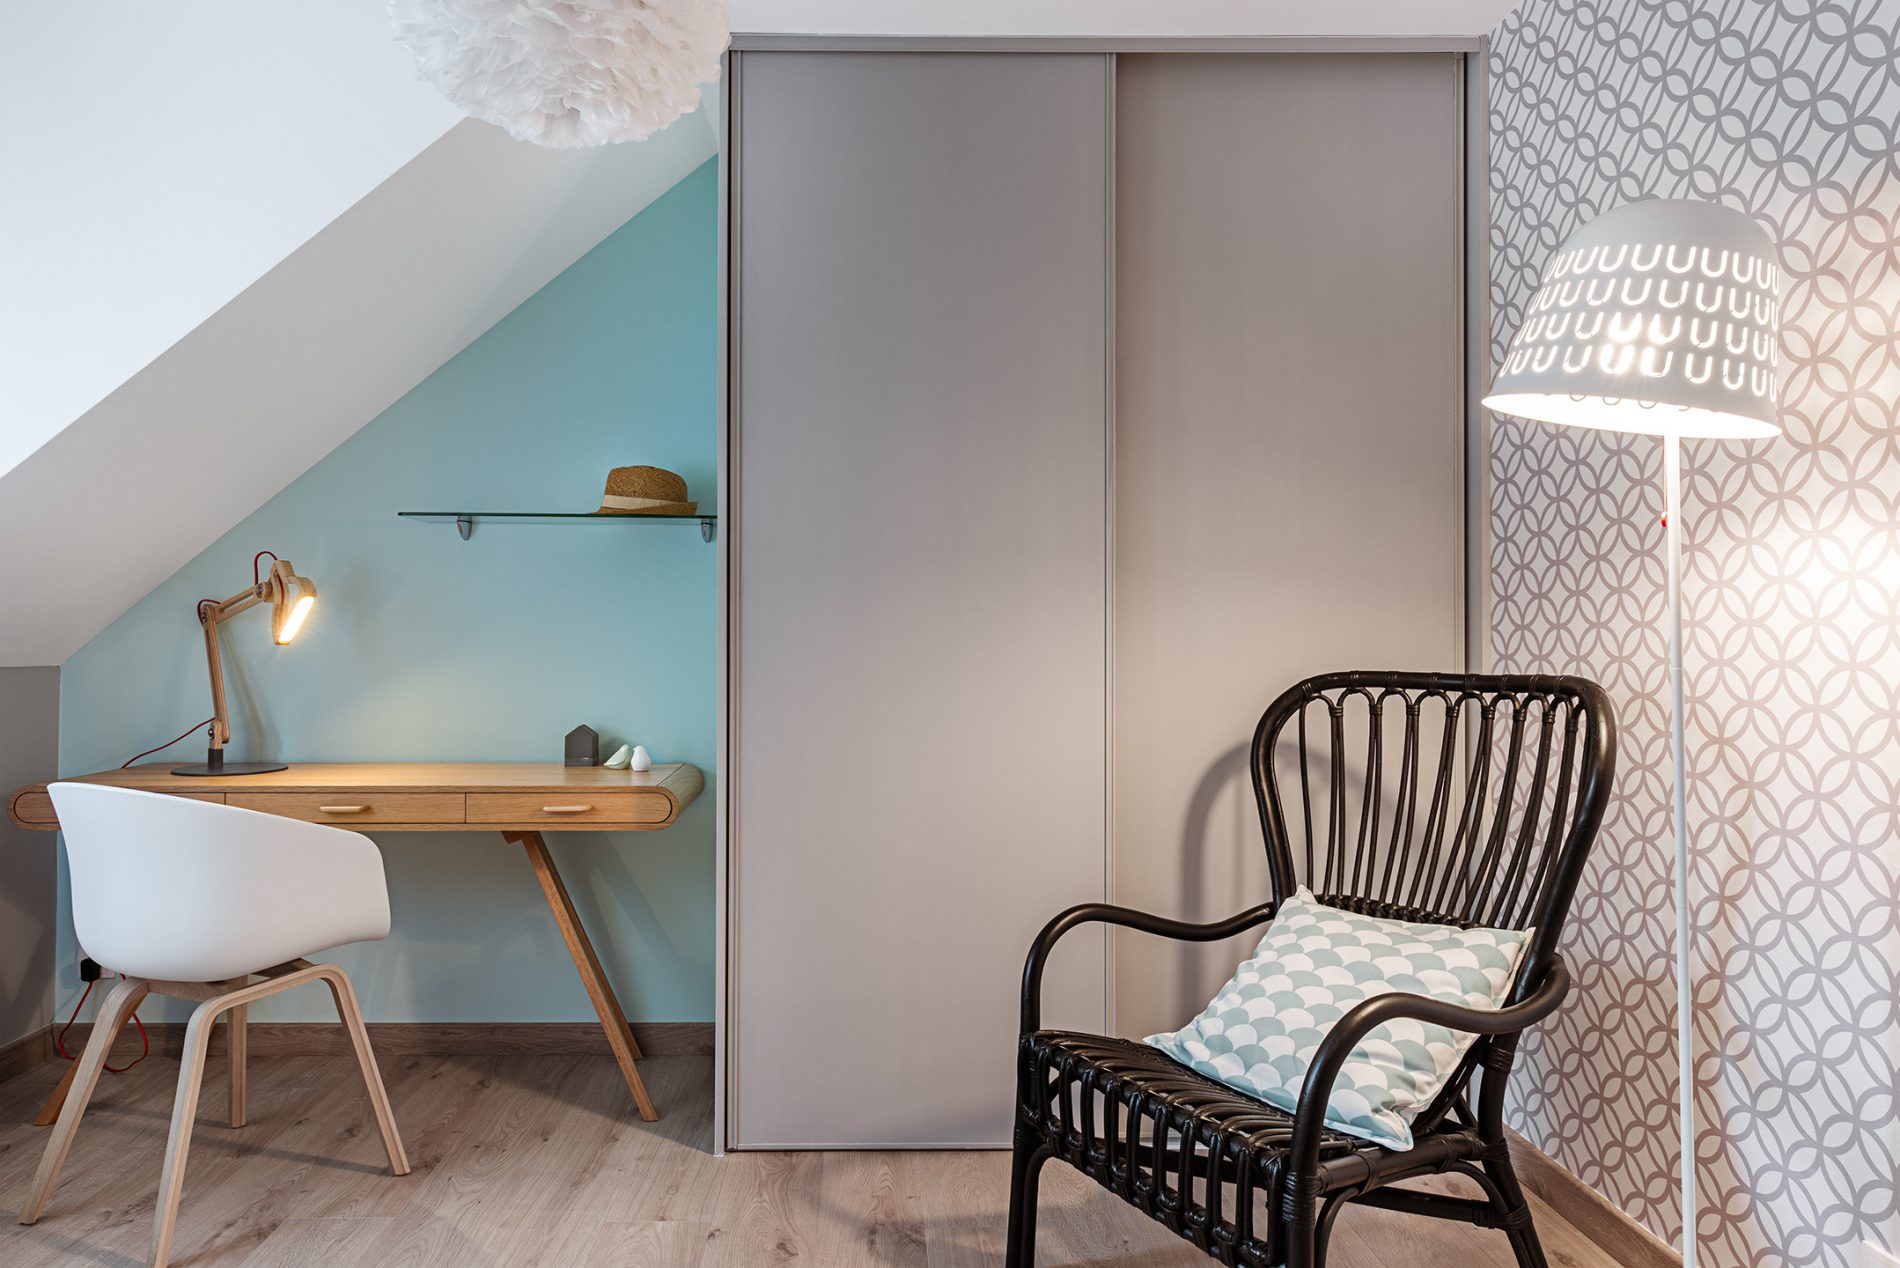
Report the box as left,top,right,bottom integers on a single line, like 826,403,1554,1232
0,667,59,1050
0,2,459,477
730,0,1516,37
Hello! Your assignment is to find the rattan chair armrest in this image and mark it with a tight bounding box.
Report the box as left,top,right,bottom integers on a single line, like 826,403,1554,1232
1282,956,1572,1186
1019,901,1277,1035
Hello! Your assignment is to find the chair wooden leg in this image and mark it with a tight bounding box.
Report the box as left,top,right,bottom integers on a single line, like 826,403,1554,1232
148,1001,219,1268
226,1004,248,1128
315,967,409,1176
31,1060,80,1127
18,978,150,1223
27,962,405,1267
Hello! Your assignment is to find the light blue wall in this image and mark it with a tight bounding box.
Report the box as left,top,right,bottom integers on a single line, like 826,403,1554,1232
56,160,718,1023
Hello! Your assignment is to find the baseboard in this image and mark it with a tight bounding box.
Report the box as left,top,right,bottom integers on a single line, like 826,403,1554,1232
1508,1129,1681,1268
30,1020,712,1064
0,1025,54,1082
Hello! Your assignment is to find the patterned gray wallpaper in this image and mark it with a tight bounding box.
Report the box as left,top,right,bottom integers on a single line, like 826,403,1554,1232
1487,1,1900,1263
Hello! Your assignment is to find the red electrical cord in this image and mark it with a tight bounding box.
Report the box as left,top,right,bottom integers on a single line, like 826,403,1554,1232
120,716,216,768
252,550,278,584
55,978,149,1072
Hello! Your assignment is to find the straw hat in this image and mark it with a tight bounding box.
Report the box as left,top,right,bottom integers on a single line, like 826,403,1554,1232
594,465,697,515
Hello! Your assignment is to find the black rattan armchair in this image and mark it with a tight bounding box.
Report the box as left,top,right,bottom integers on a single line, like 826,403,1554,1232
1006,671,1615,1268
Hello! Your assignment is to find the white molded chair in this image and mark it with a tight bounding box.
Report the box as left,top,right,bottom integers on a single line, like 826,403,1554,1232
19,783,410,1268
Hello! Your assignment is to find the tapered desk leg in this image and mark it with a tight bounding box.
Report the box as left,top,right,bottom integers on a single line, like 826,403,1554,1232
506,831,659,1122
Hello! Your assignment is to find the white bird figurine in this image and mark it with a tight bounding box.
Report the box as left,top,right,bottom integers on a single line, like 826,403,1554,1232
629,744,652,772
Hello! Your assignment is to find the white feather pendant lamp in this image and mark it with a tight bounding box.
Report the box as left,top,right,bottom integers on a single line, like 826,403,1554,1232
390,0,729,148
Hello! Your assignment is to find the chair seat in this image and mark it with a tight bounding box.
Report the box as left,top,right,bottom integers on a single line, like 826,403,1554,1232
1021,1030,1374,1167
1018,1031,1483,1268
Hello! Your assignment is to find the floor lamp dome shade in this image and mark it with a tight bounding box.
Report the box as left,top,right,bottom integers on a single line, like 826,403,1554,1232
1484,199,1781,439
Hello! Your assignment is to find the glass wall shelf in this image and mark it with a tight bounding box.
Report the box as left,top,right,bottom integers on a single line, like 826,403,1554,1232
398,511,717,542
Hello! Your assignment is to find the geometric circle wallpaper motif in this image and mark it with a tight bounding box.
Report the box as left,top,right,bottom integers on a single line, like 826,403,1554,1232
1487,2,1900,1263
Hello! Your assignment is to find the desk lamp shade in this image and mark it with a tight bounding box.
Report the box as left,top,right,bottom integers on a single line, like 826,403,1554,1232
272,570,317,644
1484,198,1781,439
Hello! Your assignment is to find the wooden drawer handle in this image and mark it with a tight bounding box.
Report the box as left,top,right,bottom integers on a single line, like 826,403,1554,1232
540,804,594,814
319,805,369,814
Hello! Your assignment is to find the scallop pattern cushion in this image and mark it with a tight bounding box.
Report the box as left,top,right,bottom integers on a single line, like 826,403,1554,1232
1143,887,1531,1150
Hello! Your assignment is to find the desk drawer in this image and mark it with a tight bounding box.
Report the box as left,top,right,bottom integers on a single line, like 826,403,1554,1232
467,791,672,826
227,792,465,825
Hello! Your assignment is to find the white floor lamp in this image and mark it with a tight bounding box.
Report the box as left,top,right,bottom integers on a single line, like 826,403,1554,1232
1484,198,1781,1268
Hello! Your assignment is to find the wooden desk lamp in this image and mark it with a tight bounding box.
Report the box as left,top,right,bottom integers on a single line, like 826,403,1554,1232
173,554,317,776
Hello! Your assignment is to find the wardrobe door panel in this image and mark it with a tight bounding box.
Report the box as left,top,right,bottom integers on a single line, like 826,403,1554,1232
732,52,1110,1147
1113,53,1467,1039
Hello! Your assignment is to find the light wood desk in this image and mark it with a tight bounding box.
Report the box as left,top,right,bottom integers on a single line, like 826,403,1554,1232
8,762,705,1125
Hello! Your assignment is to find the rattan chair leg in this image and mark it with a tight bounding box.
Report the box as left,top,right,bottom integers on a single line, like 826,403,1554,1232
1284,1203,1320,1268
1004,1129,1050,1268
1483,1152,1550,1268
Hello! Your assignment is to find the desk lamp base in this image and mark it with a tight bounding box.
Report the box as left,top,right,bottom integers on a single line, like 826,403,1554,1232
173,747,289,777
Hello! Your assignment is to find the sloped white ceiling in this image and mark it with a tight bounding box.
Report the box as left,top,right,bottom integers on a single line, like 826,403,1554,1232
0,110,717,666
0,2,462,482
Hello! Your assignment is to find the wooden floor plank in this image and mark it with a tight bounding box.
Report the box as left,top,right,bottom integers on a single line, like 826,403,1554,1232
701,1148,825,1267
588,1219,717,1267
814,1150,928,1266
283,1053,499,1221
244,1216,398,1268
0,1052,1621,1268
919,1151,1012,1268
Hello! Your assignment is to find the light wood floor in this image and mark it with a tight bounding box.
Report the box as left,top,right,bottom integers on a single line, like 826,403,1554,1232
0,1050,1617,1267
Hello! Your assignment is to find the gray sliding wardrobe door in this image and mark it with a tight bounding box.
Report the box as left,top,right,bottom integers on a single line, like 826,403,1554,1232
1113,54,1467,1040
731,52,1110,1148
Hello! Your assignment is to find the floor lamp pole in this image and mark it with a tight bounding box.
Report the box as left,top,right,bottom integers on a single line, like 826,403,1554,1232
1663,433,1696,1268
